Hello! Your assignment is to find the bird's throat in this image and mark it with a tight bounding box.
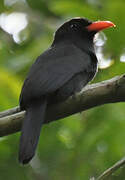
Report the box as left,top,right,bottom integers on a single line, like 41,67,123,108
73,36,95,54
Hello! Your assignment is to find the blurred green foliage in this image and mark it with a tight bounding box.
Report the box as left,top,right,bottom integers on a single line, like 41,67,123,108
0,0,125,179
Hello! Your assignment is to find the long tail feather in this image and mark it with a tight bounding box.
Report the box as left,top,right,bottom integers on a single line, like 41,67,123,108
19,98,47,164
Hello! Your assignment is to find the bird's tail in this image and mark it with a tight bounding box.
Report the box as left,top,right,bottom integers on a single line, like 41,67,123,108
19,98,47,164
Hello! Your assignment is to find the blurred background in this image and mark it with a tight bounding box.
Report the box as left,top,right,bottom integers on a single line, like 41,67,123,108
0,0,125,179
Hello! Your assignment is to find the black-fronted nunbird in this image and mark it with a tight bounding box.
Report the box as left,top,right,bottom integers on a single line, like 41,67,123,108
19,17,115,164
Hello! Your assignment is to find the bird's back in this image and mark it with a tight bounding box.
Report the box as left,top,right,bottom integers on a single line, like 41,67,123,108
20,44,97,109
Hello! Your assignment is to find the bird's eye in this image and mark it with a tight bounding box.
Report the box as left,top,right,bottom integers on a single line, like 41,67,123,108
70,24,77,29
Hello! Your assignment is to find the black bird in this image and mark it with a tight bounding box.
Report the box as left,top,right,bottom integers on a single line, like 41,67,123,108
19,17,115,164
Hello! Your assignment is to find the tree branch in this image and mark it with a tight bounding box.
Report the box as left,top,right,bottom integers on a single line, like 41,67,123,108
0,106,20,118
97,156,125,180
0,74,125,137
90,156,125,180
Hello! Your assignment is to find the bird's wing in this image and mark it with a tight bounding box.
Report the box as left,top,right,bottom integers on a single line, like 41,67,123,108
20,44,95,104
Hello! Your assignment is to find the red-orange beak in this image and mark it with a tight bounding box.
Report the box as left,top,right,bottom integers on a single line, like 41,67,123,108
87,21,116,32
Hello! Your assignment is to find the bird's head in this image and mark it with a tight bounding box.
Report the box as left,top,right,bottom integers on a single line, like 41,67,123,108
53,17,115,48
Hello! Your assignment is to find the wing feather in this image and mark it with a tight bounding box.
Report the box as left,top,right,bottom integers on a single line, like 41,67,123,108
20,44,92,105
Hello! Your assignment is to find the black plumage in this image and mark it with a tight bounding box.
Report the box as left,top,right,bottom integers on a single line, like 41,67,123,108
19,17,114,164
